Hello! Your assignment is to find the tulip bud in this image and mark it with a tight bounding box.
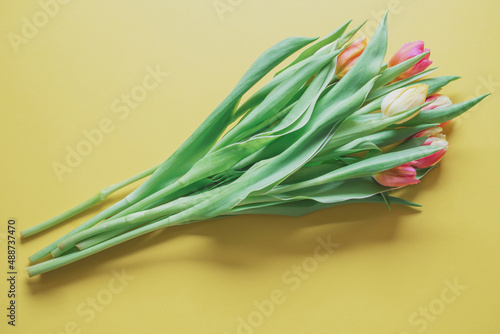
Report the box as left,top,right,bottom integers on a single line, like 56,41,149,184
381,84,429,123
411,126,443,139
389,41,433,82
373,164,419,187
422,94,452,111
335,36,368,78
422,94,454,126
410,135,449,168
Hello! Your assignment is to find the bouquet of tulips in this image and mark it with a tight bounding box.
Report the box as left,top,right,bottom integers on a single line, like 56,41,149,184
24,13,488,277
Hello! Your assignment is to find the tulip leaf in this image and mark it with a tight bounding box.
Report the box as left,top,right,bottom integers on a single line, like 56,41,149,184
215,51,338,149
320,103,424,153
336,21,367,47
228,194,421,217
367,67,438,101
255,47,339,138
380,191,391,210
402,94,490,126
316,12,388,118
280,162,345,185
363,124,438,147
266,145,441,194
389,136,428,152
310,139,382,163
264,177,394,204
231,75,380,173
234,45,334,120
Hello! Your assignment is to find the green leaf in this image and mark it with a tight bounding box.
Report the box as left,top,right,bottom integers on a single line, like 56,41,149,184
380,191,391,210
267,145,441,194
255,46,339,138
214,51,339,149
316,12,388,117
402,94,490,126
360,124,438,147
336,21,366,47
367,67,437,101
311,139,382,163
230,73,380,173
228,195,420,217
234,45,334,120
281,162,345,185
264,177,394,204
320,103,424,153
389,136,428,152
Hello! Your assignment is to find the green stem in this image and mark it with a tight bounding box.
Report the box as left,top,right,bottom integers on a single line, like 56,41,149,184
21,164,160,238
50,180,210,255
74,226,132,251
26,189,305,276
26,211,192,276
58,186,226,254
28,198,131,264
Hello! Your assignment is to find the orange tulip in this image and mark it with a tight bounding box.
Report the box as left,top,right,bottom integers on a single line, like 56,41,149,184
335,36,368,78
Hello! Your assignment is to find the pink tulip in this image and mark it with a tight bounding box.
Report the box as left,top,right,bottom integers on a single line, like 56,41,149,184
336,36,368,78
388,41,433,82
410,126,443,139
410,135,449,168
374,164,420,187
422,94,453,126
422,94,452,111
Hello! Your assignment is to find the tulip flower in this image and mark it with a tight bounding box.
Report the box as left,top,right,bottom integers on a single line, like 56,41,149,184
410,135,449,168
381,84,428,122
422,94,453,126
388,41,433,82
335,36,368,78
374,164,419,187
422,94,452,111
411,126,443,139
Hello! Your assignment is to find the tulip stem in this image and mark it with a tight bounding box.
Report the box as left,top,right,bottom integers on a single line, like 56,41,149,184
21,164,160,239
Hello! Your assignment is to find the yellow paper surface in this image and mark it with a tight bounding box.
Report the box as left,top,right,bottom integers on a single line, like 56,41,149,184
1,1,499,333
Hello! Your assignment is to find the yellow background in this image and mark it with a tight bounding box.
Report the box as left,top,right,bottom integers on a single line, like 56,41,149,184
1,0,499,333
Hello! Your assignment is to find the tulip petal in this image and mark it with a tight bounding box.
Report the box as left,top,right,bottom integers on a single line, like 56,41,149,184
389,41,432,82
374,164,420,187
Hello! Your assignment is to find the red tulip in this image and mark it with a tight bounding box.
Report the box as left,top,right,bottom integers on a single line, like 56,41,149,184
410,135,449,168
411,126,443,139
374,164,419,187
422,94,453,126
